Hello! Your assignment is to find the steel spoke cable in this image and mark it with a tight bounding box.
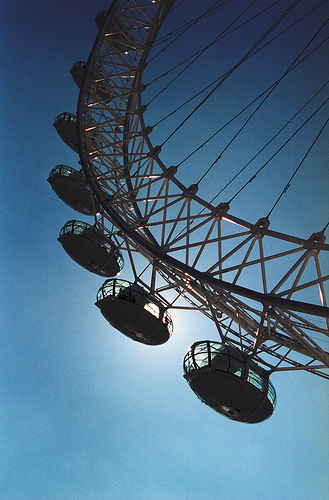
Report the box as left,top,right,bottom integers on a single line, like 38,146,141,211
157,0,302,149
266,118,329,217
151,0,233,51
169,91,329,244
146,0,260,104
148,0,234,73
150,0,328,128
100,1,326,216
211,79,329,202
104,3,262,202
154,0,221,44
196,15,329,186
152,76,221,129
106,20,329,208
78,2,329,378
228,97,329,204
149,95,329,251
169,32,329,177
322,221,329,233
148,0,284,87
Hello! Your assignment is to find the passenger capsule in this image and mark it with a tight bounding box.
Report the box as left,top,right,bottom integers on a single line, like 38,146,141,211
47,165,100,215
95,11,135,52
70,61,113,103
183,341,276,423
70,61,87,88
53,112,78,152
95,10,107,30
58,220,124,277
95,279,173,345
53,112,104,154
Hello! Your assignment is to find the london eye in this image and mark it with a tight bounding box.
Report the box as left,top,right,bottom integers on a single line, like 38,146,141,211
48,0,329,423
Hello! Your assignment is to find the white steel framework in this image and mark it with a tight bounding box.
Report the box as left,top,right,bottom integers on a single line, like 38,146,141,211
76,0,329,378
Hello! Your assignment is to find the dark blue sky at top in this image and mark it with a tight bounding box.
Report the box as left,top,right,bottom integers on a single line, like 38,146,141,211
1,1,329,499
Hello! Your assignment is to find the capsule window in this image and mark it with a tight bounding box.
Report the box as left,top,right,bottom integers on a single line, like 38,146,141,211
112,280,126,296
229,358,243,378
116,285,143,305
73,61,86,69
101,241,113,252
49,165,75,178
144,300,160,318
247,368,264,391
101,280,115,299
64,113,76,123
267,382,276,406
209,343,228,370
113,250,124,271
194,353,209,369
193,344,209,369
211,352,229,372
73,221,88,235
97,278,129,301
209,342,226,355
183,351,194,373
115,283,131,298
162,311,173,335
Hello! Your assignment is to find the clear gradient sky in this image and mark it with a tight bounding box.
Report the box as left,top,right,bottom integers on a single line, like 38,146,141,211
1,1,329,499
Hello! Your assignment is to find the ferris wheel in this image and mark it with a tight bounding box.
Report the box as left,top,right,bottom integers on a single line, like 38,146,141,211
49,0,329,423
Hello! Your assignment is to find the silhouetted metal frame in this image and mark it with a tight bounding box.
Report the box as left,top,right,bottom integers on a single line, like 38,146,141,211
76,0,329,372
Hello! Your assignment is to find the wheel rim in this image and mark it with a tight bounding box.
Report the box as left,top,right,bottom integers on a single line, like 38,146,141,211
76,0,329,377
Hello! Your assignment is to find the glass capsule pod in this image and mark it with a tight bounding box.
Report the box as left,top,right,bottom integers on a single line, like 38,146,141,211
58,220,124,277
96,279,173,345
95,11,135,52
47,165,100,215
70,61,113,104
53,112,103,154
53,112,79,152
183,341,276,423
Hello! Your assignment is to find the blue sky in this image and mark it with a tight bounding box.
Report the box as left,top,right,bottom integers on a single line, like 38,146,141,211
1,1,329,499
